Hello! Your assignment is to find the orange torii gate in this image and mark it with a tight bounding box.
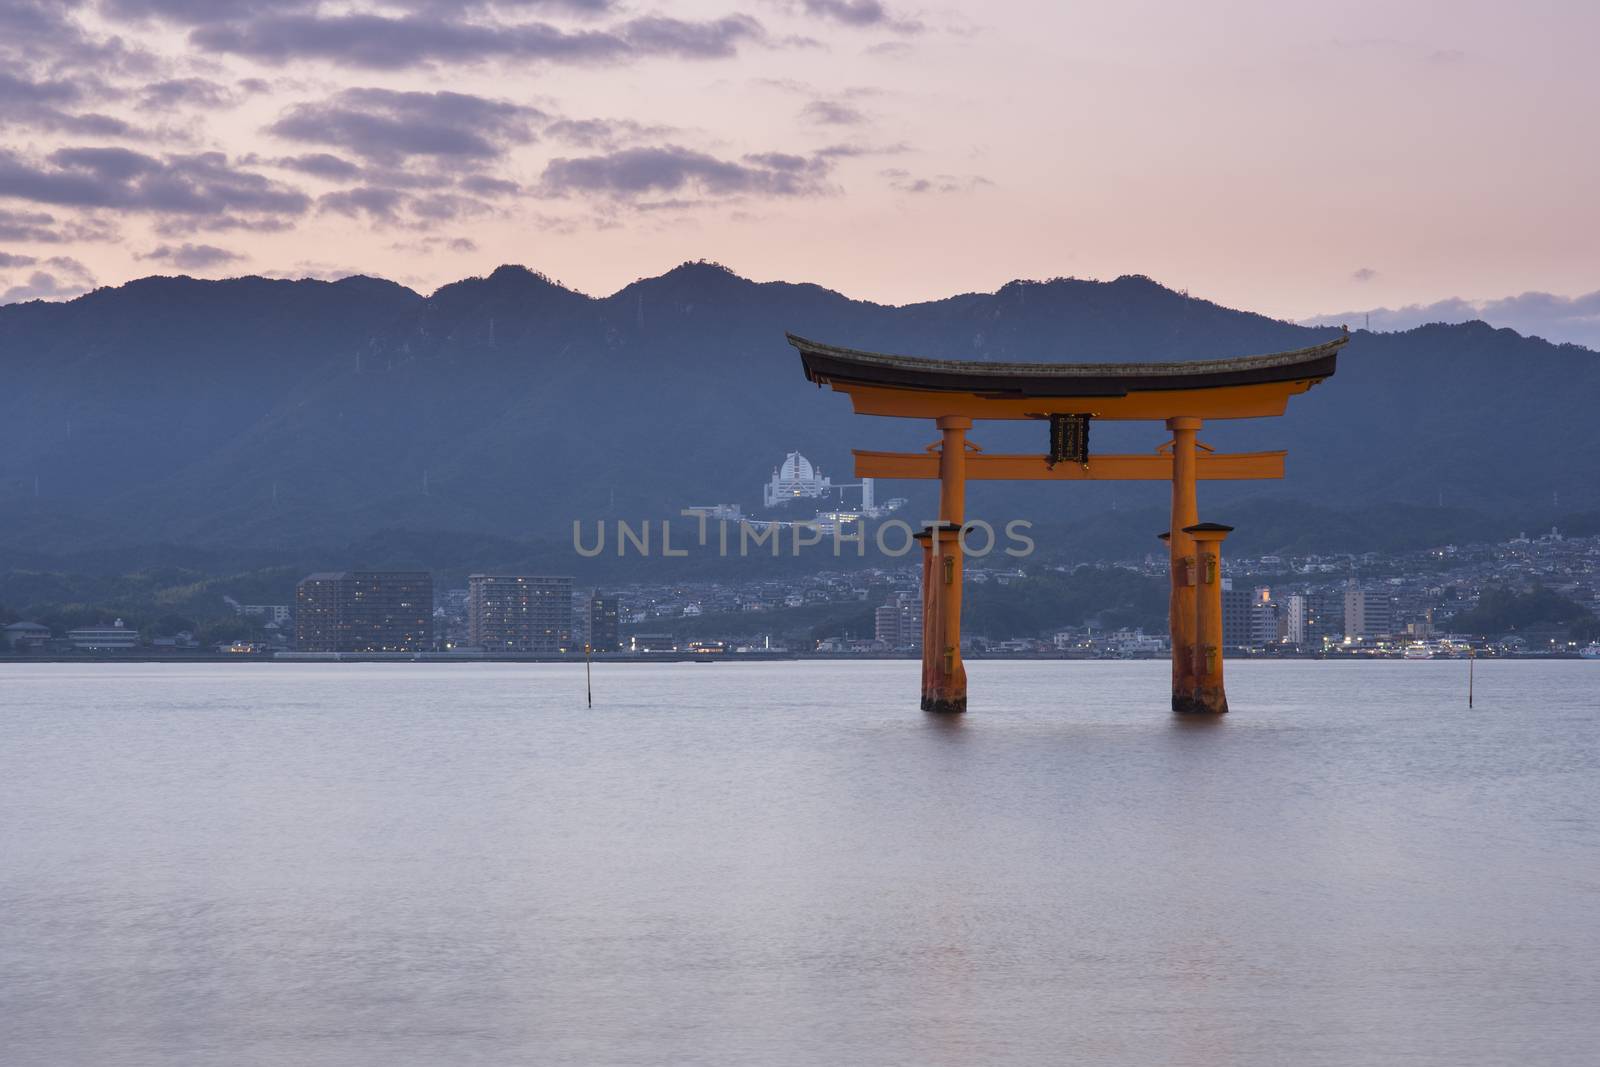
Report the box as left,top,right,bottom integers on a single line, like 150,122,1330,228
788,332,1344,715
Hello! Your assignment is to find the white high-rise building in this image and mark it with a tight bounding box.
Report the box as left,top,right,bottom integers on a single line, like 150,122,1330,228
1284,594,1308,645
763,451,832,508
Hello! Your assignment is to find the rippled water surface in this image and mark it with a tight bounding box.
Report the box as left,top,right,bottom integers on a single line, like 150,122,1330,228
2,660,1598,1066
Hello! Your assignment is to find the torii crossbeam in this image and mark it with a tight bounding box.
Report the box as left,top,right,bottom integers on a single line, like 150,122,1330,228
788,331,1344,715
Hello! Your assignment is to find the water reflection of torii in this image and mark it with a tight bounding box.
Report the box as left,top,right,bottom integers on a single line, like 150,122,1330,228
788,331,1343,716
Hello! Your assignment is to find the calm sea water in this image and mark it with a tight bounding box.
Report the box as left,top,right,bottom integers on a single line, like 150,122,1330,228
1,660,1597,1066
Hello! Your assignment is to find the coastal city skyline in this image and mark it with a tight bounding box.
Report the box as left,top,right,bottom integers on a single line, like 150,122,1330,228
8,516,1597,660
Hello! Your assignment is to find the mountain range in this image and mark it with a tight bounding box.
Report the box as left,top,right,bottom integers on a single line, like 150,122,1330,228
2,262,1597,576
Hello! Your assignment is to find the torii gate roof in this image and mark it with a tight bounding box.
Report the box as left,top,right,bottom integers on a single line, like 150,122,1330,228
788,332,1343,420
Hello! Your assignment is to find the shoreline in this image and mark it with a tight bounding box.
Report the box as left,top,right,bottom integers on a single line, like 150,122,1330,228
2,652,1591,664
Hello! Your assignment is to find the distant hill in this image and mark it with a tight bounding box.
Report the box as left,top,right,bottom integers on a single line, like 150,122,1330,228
1,263,1596,573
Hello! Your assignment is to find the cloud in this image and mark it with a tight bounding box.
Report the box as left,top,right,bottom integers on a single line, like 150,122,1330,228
0,207,118,243
864,39,914,57
0,70,138,136
409,193,494,221
0,0,156,76
153,215,294,237
312,175,506,227
1,255,97,303
799,0,923,34
138,77,236,111
618,15,765,58
272,152,364,180
1306,290,1600,350
0,69,80,107
188,11,766,70
881,167,992,194
813,141,910,157
0,148,311,222
137,242,246,269
542,116,672,149
800,100,866,125
389,235,480,255
459,174,521,196
107,0,615,21
540,145,834,199
269,88,544,164
0,252,39,268
318,186,408,222
1351,267,1378,282
104,0,317,23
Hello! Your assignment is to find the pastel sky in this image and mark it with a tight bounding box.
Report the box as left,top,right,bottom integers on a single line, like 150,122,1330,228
2,0,1597,341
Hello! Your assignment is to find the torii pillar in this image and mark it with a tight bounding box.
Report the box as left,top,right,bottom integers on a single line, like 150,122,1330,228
1167,416,1202,713
921,415,970,713
1185,523,1234,714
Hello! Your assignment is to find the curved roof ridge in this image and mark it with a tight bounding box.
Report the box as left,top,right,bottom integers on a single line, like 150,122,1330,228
787,331,1347,381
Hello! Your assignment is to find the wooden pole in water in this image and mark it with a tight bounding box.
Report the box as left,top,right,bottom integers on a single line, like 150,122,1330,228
586,642,593,708
1468,647,1474,708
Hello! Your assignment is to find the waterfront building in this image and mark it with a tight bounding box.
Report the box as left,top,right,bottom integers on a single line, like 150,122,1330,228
589,594,622,652
67,618,140,650
1221,580,1252,650
1344,583,1396,641
3,621,51,651
1283,594,1308,645
467,574,573,654
630,633,677,652
294,572,433,652
1305,591,1345,647
874,590,923,650
1248,587,1281,648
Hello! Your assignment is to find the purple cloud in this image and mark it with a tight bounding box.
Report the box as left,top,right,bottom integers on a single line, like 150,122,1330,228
189,11,764,70
542,117,672,149
0,254,97,303
0,148,310,221
800,100,866,125
1306,290,1600,350
0,207,117,244
881,167,992,194
138,77,236,111
269,88,544,164
800,0,923,34
541,145,833,199
318,186,408,222
0,70,137,136
137,242,246,269
272,152,364,180
105,0,318,23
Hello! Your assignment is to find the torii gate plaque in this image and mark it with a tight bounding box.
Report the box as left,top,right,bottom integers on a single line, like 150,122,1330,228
788,332,1343,715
